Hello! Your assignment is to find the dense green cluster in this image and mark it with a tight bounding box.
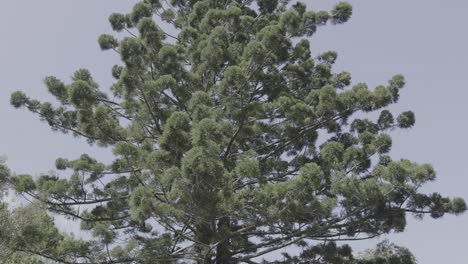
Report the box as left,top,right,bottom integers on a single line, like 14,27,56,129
3,0,465,263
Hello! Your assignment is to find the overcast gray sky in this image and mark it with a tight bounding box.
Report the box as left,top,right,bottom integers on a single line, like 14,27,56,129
1,1,467,263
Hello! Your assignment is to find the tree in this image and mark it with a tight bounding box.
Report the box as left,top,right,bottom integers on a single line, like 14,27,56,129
356,240,417,264
3,0,465,263
0,162,47,263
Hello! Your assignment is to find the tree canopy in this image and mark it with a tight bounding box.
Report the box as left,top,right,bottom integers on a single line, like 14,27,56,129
2,0,465,263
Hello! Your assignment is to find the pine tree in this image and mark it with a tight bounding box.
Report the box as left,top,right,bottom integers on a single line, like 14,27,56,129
3,0,466,263
356,240,416,264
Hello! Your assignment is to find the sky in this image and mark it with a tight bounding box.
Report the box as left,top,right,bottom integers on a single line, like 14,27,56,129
0,1,467,263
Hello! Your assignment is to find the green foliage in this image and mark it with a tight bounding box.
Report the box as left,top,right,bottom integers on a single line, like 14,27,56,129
109,13,127,31
357,240,417,264
0,161,9,196
98,34,119,50
331,2,353,24
281,242,354,263
10,174,36,192
4,0,465,263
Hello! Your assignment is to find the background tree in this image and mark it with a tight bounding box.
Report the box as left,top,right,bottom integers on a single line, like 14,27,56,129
3,0,465,263
0,162,47,263
356,240,416,264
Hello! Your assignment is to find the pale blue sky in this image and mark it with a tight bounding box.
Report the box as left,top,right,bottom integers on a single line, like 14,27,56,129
1,1,467,263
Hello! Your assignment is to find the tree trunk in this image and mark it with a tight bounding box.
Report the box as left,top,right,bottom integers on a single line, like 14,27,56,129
215,216,231,264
